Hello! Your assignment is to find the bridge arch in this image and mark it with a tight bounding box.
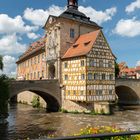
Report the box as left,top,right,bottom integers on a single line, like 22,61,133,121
115,85,140,105
10,86,60,112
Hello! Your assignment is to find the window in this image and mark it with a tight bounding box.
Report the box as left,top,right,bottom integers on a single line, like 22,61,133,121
81,74,85,80
70,28,75,38
81,60,85,66
34,57,36,64
109,90,113,95
80,91,84,95
94,73,98,80
102,73,106,80
73,90,76,95
108,61,112,68
28,60,29,66
34,72,36,79
96,90,102,95
38,55,40,63
89,60,93,66
64,62,68,68
64,75,68,80
68,91,70,95
99,60,103,67
42,53,45,61
89,90,92,95
88,73,92,80
42,70,44,78
31,58,32,65
54,29,57,38
30,73,32,80
109,74,113,80
38,71,40,79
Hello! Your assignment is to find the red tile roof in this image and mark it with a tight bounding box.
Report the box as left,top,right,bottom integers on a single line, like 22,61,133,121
135,66,140,71
17,37,46,63
62,30,100,59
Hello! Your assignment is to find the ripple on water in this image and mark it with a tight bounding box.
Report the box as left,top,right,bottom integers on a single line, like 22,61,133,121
1,104,140,140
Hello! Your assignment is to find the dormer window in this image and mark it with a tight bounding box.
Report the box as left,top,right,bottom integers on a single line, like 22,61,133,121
70,28,75,38
84,41,90,46
73,44,78,48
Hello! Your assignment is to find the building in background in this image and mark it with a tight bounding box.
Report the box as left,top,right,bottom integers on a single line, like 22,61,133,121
118,62,140,79
16,37,46,80
16,0,117,113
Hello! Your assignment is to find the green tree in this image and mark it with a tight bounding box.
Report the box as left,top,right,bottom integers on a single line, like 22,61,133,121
0,55,3,70
0,74,10,119
0,56,10,123
115,61,120,78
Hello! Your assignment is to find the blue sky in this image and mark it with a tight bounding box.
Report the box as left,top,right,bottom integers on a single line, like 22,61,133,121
0,0,140,76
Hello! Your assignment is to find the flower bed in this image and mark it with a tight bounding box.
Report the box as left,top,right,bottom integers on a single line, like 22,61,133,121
75,125,140,140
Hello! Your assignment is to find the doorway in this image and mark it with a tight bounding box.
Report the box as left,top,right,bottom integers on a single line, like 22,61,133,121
48,64,55,79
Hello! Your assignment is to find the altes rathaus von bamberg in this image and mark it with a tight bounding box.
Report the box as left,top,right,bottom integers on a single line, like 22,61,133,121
16,0,117,114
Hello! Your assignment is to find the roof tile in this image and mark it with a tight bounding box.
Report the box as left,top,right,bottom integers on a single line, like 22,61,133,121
62,30,100,59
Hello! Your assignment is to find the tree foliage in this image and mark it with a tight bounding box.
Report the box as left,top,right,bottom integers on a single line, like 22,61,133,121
0,55,3,70
0,74,10,118
115,61,120,78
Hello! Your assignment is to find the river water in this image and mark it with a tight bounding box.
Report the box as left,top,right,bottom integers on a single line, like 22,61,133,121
0,104,140,140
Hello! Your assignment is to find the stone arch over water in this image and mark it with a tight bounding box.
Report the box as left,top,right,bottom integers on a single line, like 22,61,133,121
115,85,140,105
10,87,60,112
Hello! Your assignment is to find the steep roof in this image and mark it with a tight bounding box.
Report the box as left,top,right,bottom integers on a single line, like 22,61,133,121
62,30,100,59
16,37,46,63
59,8,101,29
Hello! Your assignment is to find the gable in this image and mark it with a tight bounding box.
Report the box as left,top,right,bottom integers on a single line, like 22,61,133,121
43,15,57,29
62,30,100,59
87,31,115,60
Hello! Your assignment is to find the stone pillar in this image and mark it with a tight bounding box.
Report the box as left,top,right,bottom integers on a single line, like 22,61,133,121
94,102,110,114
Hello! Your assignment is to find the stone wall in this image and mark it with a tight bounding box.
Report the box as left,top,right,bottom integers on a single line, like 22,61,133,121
61,90,110,113
17,91,47,108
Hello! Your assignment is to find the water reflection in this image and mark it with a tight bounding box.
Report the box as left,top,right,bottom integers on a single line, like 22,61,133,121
0,104,140,139
0,123,8,140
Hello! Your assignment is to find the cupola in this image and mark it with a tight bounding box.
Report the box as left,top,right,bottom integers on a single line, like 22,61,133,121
67,0,78,10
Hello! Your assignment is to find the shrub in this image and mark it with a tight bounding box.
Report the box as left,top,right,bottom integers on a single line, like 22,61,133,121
60,108,68,113
31,95,40,108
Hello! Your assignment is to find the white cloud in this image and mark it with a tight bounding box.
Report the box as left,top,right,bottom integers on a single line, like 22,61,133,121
79,6,117,25
0,55,16,77
113,17,140,37
136,60,140,66
27,32,40,39
23,6,65,26
125,0,140,13
0,34,27,55
0,14,38,34
23,5,116,26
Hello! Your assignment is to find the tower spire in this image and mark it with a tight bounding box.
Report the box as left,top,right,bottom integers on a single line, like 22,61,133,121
67,0,78,10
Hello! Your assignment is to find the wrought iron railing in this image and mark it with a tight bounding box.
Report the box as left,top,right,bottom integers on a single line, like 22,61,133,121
38,131,140,140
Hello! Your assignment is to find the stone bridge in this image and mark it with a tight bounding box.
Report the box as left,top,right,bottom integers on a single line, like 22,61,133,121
9,78,140,111
9,80,61,112
116,78,140,105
